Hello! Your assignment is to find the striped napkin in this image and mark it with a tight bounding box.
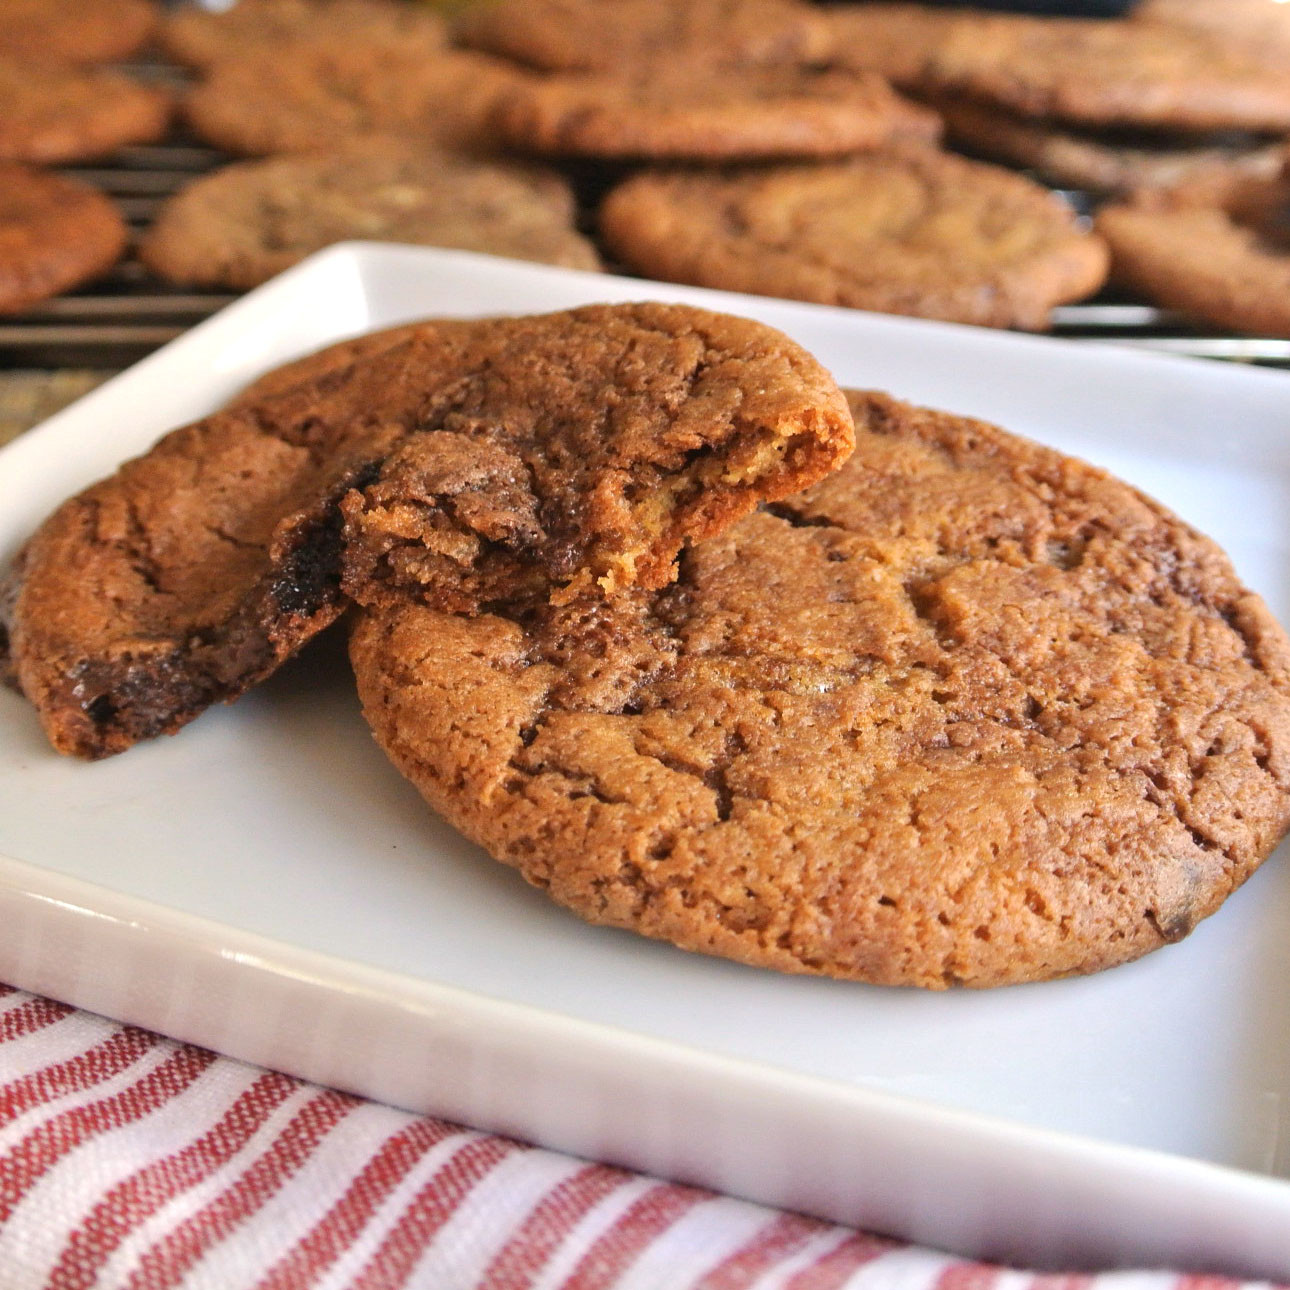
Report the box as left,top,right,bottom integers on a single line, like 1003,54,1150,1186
0,984,1280,1290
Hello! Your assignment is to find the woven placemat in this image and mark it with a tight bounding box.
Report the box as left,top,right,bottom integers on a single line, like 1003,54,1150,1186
0,371,113,450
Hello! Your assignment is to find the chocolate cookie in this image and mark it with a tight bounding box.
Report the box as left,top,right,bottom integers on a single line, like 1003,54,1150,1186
2,304,852,758
140,148,601,290
350,390,1290,988
455,0,834,73
0,0,157,64
1096,166,1290,337
600,151,1108,330
0,166,127,314
491,62,939,162
184,44,518,156
920,15,1290,133
0,60,171,164
937,97,1286,196
160,0,445,70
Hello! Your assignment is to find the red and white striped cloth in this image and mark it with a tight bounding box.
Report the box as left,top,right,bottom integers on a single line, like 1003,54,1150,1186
0,983,1281,1290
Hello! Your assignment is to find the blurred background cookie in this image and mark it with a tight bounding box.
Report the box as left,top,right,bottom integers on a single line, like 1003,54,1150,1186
160,0,447,70
184,43,519,155
140,147,602,287
0,165,127,314
456,0,834,73
0,0,157,64
491,61,939,162
601,150,1108,330
0,60,171,164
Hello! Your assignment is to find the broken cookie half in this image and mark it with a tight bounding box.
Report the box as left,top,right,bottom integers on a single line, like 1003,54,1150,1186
1,302,854,758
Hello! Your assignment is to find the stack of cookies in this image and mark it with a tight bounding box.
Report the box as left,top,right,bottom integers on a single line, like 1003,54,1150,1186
0,0,167,314
5,303,1290,990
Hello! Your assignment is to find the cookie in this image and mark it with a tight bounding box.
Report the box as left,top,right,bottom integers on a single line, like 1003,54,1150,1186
937,97,1287,196
0,0,157,64
455,0,834,73
139,148,601,290
335,303,853,613
827,3,966,88
491,61,939,162
600,151,1108,330
184,43,518,156
160,0,445,70
2,303,852,758
1134,0,1290,64
0,60,171,164
0,166,127,314
1096,166,1290,337
920,15,1290,133
350,389,1290,989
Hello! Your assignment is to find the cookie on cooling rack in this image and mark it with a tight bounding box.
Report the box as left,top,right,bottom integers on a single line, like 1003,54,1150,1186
184,43,519,156
349,388,1290,988
0,0,157,64
455,0,834,73
600,149,1108,330
0,60,170,164
160,0,446,70
490,61,938,162
0,165,127,315
140,147,601,290
1096,163,1290,338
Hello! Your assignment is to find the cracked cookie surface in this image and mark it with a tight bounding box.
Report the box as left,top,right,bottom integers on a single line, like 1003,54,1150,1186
601,151,1108,330
0,0,157,64
349,390,1290,988
2,303,852,758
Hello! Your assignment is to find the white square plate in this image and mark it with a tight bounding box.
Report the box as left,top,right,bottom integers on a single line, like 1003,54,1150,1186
4,246,1290,1277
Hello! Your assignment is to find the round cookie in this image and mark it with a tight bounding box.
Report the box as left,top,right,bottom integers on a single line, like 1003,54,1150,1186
920,15,1290,132
3,303,852,759
600,151,1109,331
0,60,171,164
184,44,518,156
349,389,1290,989
491,62,939,163
1096,166,1290,337
0,0,157,64
826,3,967,88
160,0,445,70
140,148,601,290
455,0,834,73
0,165,127,314
1134,0,1290,64
936,97,1286,196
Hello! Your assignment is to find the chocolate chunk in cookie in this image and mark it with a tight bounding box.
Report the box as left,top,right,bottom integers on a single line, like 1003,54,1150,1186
0,165,127,314
4,304,852,758
601,150,1108,330
140,147,601,290
349,390,1290,988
